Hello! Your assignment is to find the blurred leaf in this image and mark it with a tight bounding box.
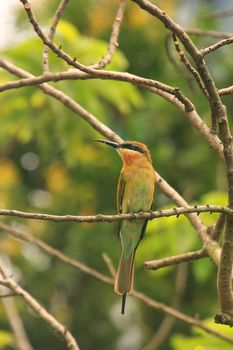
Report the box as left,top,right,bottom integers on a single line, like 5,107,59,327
0,330,13,349
171,318,233,350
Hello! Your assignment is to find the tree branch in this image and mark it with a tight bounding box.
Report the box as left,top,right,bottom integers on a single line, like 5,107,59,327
132,0,233,327
18,0,196,110
142,264,188,350
201,37,233,56
131,0,225,133
0,205,230,223
90,0,127,69
42,0,70,72
172,34,209,99
1,295,34,350
0,59,223,158
144,248,207,270
2,222,233,345
185,28,233,39
132,290,233,344
0,57,224,274
0,266,80,350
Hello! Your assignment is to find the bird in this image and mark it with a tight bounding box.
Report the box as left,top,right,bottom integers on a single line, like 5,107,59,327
95,139,156,314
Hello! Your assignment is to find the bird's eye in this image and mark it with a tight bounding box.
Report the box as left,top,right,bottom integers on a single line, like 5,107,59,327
123,144,144,154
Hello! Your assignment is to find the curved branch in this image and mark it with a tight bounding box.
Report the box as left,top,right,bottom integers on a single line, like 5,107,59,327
0,266,80,350
18,0,194,110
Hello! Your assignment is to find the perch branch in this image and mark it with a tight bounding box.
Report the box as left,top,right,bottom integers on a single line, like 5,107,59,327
0,205,231,223
0,58,224,270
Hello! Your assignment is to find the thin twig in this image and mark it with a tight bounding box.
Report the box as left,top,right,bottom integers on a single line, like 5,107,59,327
144,248,207,270
0,58,223,269
18,0,194,110
201,37,233,56
102,253,116,278
172,34,209,98
0,266,80,350
0,59,223,158
142,264,188,350
0,205,230,223
131,0,233,325
132,290,233,344
91,0,127,69
42,0,70,72
185,28,233,39
131,0,225,133
0,59,121,143
0,222,113,286
219,86,233,96
143,85,223,158
1,295,34,350
209,213,225,241
203,9,233,20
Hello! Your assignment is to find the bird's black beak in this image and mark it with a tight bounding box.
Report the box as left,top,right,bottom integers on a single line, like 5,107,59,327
94,139,120,149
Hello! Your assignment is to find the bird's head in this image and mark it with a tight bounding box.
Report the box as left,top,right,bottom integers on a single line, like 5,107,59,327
94,139,152,164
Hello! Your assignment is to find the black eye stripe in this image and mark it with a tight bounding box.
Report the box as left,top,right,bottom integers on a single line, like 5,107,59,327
121,144,144,154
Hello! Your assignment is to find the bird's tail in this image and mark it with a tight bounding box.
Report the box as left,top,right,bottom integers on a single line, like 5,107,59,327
114,251,135,314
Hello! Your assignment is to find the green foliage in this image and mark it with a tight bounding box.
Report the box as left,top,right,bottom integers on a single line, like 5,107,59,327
0,1,232,349
0,330,13,349
171,319,233,350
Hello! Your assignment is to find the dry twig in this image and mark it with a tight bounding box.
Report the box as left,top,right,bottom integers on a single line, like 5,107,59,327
0,265,80,350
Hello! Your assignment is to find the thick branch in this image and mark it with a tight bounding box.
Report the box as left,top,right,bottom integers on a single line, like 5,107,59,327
0,59,223,158
131,0,225,132
132,0,233,326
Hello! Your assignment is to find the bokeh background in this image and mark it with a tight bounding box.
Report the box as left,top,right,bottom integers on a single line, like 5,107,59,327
0,0,233,349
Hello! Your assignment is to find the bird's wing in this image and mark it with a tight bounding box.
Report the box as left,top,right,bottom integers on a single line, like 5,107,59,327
117,171,126,214
117,172,125,236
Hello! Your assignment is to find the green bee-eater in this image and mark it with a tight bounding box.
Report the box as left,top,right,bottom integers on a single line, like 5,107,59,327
95,140,156,314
